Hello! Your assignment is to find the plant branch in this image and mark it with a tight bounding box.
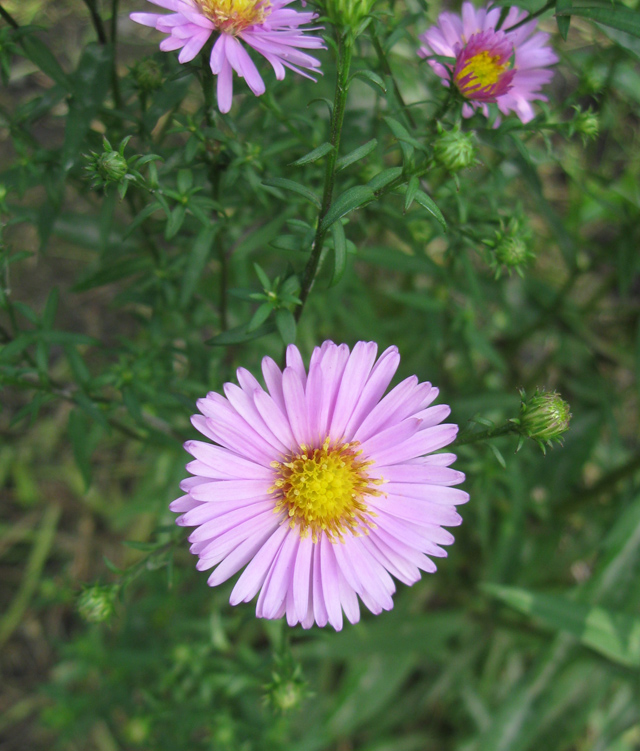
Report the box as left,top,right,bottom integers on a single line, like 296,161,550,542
371,28,417,129
454,422,518,446
0,4,19,29
503,0,555,32
296,30,353,322
81,0,108,45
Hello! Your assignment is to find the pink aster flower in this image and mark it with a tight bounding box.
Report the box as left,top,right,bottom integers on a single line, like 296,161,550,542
171,341,468,631
419,2,558,123
130,0,325,113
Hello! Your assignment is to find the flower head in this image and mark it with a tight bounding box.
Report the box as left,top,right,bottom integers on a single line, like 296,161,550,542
130,0,325,113
517,388,571,451
171,341,467,630
433,121,477,172
419,2,558,123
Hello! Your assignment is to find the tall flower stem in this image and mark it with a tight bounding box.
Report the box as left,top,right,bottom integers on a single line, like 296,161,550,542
454,422,518,446
81,0,108,44
295,30,354,322
200,58,229,331
0,4,19,29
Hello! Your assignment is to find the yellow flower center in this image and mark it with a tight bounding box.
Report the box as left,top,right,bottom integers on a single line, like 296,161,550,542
269,438,382,543
455,51,507,90
196,0,271,34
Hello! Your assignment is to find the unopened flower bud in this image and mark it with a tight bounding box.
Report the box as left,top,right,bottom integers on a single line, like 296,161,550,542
571,106,599,143
324,0,377,28
433,122,476,171
517,389,571,451
77,584,117,623
132,58,164,93
484,217,534,278
97,151,128,182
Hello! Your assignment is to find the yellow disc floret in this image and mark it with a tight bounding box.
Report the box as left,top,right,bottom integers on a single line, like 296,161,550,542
269,438,383,543
455,51,507,92
196,0,271,34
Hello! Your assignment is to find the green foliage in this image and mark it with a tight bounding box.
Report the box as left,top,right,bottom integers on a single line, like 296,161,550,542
1,0,640,750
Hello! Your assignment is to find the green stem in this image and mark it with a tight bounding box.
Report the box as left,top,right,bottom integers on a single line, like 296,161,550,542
81,0,108,44
199,59,231,331
295,30,353,322
0,4,19,28
503,0,555,32
109,0,122,109
371,29,416,129
454,422,518,447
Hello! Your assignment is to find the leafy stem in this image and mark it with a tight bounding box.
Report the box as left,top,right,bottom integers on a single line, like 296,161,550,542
295,30,354,322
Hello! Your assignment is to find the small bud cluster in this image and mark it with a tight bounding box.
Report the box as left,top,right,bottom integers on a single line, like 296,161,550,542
514,388,572,453
483,217,534,278
433,122,477,172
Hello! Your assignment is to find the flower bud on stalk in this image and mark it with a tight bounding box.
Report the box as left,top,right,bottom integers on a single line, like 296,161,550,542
131,58,164,93
97,151,128,182
433,122,477,172
77,584,118,623
484,217,534,278
515,389,571,452
570,106,599,144
324,0,377,29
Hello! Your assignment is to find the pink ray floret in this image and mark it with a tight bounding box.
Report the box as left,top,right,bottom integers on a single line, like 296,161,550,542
419,1,558,123
130,0,325,113
171,341,468,630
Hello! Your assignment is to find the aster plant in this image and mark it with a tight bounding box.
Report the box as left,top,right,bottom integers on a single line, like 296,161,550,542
5,0,639,747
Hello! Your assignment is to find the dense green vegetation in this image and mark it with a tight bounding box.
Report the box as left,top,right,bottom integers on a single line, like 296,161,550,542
1,0,639,748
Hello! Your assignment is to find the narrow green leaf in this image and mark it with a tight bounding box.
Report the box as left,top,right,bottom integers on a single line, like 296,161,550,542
350,69,387,94
320,185,375,232
290,142,334,166
165,204,186,240
262,177,321,208
556,4,640,37
206,321,276,346
484,584,640,668
275,309,296,345
68,409,92,490
404,175,420,211
253,263,271,290
413,189,447,231
20,33,72,90
367,167,403,193
555,0,572,40
179,224,219,308
336,139,378,172
248,302,273,332
329,222,348,287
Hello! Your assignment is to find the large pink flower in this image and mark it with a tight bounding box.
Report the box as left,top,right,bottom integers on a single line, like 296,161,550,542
419,2,558,123
130,0,325,113
171,341,468,630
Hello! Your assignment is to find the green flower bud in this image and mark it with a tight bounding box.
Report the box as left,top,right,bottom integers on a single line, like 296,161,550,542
324,0,377,28
97,150,128,182
132,58,164,93
77,584,117,623
433,122,476,172
517,389,571,451
484,217,534,278
571,106,599,143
